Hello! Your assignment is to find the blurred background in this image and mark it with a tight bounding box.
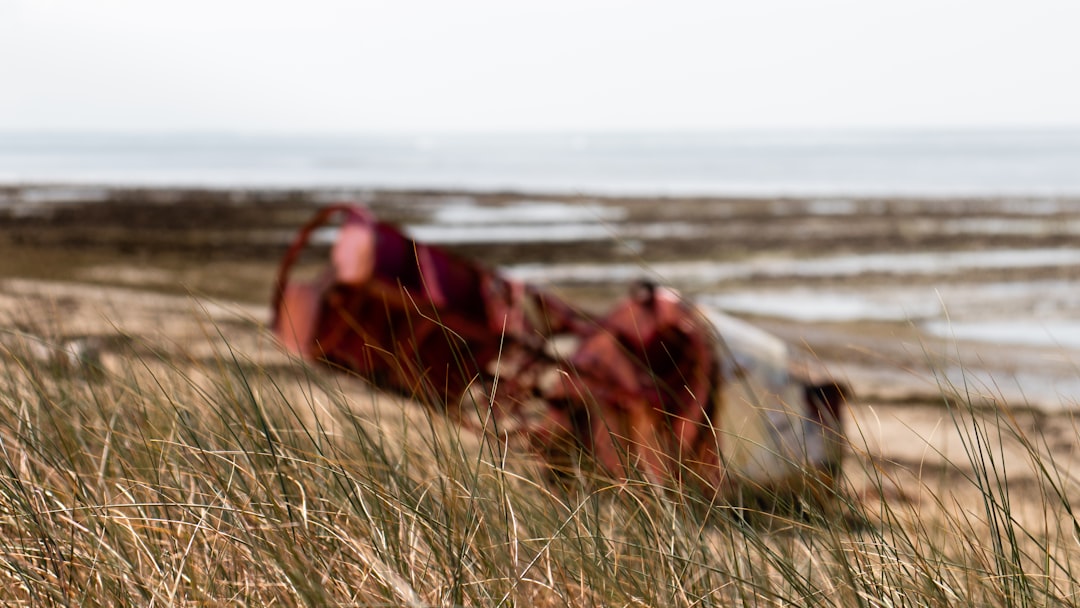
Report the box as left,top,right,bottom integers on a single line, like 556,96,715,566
3,0,1080,192
3,0,1080,409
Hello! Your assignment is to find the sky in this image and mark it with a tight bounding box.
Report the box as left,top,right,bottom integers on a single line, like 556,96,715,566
2,0,1079,133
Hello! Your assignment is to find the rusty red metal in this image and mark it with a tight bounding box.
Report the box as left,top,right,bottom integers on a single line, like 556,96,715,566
272,204,846,495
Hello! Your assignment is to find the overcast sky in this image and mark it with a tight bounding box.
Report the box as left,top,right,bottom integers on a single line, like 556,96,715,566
2,0,1079,133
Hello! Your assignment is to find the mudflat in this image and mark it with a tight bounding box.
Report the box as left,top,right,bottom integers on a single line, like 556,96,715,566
4,186,1080,499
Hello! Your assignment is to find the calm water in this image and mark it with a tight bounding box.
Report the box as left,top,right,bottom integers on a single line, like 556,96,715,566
2,129,1080,196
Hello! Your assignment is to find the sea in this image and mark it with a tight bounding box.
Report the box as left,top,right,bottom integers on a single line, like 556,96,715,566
2,129,1080,196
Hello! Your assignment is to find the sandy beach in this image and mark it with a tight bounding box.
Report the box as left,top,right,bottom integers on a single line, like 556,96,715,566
4,186,1080,496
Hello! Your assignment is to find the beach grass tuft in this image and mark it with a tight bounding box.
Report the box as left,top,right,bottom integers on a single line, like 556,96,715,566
2,314,1080,607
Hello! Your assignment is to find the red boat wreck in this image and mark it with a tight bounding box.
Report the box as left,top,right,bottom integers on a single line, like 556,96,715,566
272,204,847,496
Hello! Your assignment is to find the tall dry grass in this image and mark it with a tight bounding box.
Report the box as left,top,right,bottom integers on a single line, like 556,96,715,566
2,314,1080,607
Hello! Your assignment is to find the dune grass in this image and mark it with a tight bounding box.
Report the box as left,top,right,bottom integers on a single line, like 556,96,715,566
2,316,1080,607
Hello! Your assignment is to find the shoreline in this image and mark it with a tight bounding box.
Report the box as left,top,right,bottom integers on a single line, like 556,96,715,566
7,181,1080,202
4,186,1080,410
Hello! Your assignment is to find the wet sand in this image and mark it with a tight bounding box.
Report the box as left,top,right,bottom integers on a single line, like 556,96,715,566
4,186,1080,493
